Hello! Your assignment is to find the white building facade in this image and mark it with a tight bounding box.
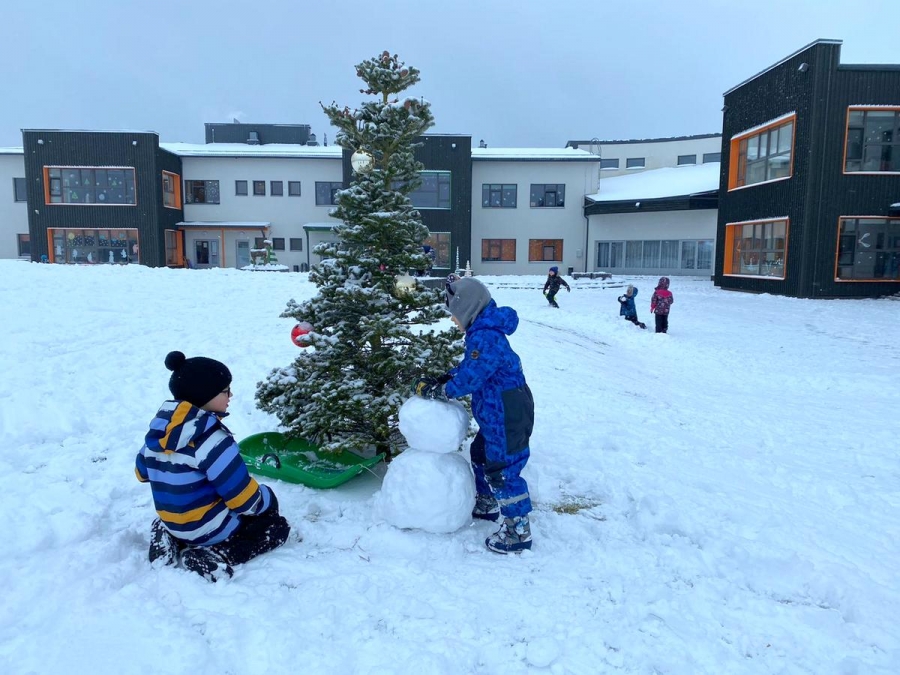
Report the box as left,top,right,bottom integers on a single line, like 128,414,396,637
567,134,723,178
471,148,599,276
0,149,29,260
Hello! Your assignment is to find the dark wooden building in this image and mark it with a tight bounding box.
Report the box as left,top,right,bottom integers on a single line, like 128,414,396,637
341,134,473,273
715,39,900,298
22,130,184,267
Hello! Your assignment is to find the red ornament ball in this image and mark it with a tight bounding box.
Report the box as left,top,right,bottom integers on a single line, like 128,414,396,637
291,322,314,347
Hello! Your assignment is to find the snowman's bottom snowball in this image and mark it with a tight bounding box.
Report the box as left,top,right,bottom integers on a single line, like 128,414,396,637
376,449,476,534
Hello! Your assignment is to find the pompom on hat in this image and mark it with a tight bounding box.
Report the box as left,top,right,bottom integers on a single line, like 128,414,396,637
165,351,232,408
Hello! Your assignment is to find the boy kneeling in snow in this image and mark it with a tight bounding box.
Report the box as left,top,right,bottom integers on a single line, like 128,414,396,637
135,351,290,581
416,278,535,553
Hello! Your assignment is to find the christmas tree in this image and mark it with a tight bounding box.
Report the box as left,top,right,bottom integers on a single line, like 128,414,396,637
256,51,464,461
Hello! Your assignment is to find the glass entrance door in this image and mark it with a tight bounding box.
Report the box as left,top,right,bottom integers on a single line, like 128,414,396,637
195,240,220,268
236,240,250,268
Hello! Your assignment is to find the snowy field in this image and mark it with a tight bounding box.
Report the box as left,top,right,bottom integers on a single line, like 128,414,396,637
0,260,898,675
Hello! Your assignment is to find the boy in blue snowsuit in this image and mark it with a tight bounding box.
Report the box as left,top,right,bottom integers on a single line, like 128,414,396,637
617,284,647,329
416,278,535,553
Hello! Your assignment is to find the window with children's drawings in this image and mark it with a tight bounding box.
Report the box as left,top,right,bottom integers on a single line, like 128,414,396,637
836,217,900,281
724,218,788,279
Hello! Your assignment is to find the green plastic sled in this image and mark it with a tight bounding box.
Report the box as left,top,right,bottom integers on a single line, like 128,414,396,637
238,432,385,489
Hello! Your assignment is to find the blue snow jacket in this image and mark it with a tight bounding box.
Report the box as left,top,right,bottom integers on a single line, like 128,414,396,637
444,300,533,457
618,288,638,318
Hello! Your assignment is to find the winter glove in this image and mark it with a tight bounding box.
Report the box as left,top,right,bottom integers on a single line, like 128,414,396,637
414,374,450,399
566,287,570,292
543,290,548,296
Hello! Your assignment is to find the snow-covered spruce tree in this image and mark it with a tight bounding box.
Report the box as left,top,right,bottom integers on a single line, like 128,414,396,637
256,51,463,461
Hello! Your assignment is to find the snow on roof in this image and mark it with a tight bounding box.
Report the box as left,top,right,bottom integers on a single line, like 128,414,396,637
586,162,721,202
0,147,24,155
177,221,271,228
303,222,339,231
472,147,598,161
161,142,343,159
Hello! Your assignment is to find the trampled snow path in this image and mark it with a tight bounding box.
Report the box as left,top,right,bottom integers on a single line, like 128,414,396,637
0,262,897,674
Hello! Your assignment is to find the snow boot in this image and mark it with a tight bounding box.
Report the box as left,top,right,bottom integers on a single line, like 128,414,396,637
181,547,234,582
148,518,181,566
486,516,532,554
472,493,501,522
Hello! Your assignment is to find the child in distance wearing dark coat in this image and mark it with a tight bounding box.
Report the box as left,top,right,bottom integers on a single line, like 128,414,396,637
617,284,647,329
542,266,570,308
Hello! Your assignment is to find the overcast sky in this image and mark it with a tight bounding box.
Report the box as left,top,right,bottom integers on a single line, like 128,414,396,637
2,0,897,149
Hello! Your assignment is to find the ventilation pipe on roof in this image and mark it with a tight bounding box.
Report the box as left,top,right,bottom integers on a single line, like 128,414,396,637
307,133,318,146
247,131,260,145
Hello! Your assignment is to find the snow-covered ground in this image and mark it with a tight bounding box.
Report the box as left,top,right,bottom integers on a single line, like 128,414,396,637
1,260,897,675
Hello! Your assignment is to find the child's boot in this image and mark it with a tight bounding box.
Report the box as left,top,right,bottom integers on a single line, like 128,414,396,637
486,515,532,554
148,518,181,566
472,493,501,521
181,546,234,582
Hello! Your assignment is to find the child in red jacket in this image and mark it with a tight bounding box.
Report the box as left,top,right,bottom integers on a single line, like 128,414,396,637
650,277,674,333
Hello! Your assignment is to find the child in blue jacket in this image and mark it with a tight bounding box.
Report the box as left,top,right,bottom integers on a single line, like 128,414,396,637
136,351,290,581
416,278,535,553
617,285,647,329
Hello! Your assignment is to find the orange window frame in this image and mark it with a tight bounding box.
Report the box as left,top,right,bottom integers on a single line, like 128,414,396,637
722,217,790,279
833,216,900,282
728,115,796,190
162,171,182,209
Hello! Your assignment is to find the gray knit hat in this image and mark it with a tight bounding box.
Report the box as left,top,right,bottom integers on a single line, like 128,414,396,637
446,277,492,329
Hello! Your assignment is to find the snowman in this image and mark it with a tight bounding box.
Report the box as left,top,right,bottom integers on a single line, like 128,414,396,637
375,396,475,533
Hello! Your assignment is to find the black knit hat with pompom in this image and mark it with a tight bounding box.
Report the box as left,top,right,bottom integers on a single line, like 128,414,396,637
165,351,232,408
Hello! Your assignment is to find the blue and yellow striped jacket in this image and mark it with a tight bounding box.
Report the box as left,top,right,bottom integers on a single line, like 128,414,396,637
135,400,271,546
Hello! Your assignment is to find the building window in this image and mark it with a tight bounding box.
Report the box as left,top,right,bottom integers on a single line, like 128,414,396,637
723,218,788,278
43,167,136,205
677,154,697,166
272,238,285,251
844,108,900,173
13,177,27,202
164,229,182,267
597,241,624,268
17,233,30,257
288,181,301,196
837,217,900,280
185,180,220,204
530,184,565,208
597,239,711,270
626,158,645,169
236,180,248,196
703,152,721,163
253,180,266,196
424,232,451,268
316,181,342,205
600,159,619,170
729,115,795,189
529,239,563,262
482,239,516,262
289,238,303,251
48,228,139,264
408,171,451,209
162,171,181,209
482,184,517,208
270,181,283,196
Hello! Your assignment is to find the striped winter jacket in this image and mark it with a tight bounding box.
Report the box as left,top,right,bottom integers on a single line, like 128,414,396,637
135,400,272,546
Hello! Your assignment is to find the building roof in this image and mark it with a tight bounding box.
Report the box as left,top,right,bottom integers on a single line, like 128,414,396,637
303,222,339,231
566,133,721,148
0,147,24,155
586,162,721,202
471,147,598,162
161,142,343,159
724,38,842,96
